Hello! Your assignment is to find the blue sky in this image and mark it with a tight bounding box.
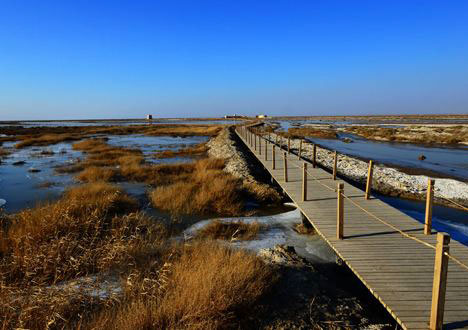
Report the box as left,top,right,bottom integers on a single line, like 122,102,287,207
1,1,468,120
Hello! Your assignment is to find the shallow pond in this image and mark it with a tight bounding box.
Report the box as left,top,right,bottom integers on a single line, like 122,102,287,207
0,135,209,213
0,142,80,212
307,133,468,181
0,119,241,128
105,134,208,164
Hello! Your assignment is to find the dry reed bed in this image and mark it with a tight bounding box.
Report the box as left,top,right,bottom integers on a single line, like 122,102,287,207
0,124,222,149
195,220,262,241
345,125,468,145
0,185,276,329
88,241,277,330
0,127,282,329
0,182,168,328
154,142,208,159
65,138,279,216
279,127,338,139
0,147,10,157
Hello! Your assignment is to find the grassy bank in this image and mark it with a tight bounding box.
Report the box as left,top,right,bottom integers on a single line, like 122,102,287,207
0,124,223,149
0,181,277,329
345,125,468,145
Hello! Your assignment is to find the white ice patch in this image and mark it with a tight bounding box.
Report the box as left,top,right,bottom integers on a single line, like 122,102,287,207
184,203,337,264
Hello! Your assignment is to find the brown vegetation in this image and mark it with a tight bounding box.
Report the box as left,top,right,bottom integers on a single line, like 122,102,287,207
89,241,276,330
154,142,208,159
346,125,468,145
196,220,262,241
0,147,10,157
88,124,222,137
0,182,142,283
0,126,287,329
149,159,245,216
282,127,338,139
2,124,222,150
0,182,169,328
15,133,83,148
76,166,119,182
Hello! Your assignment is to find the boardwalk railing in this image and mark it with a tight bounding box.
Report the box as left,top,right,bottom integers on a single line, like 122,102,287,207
237,126,468,330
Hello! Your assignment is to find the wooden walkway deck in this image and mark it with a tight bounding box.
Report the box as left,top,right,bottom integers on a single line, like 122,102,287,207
235,128,468,329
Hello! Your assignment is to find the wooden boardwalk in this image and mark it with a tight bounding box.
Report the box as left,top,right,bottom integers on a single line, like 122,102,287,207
235,128,468,330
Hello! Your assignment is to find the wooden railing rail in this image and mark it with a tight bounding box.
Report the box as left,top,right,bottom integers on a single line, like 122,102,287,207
238,126,468,330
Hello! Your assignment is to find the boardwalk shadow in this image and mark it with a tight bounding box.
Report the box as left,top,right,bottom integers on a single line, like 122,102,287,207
445,319,468,329
344,227,424,239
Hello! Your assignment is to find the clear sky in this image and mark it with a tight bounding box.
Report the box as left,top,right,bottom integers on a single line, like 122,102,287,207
1,1,468,120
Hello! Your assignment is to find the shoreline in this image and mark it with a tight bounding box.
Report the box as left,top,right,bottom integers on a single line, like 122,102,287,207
271,132,468,210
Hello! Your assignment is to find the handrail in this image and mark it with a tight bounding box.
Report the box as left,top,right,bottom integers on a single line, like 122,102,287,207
438,196,468,212
239,127,468,273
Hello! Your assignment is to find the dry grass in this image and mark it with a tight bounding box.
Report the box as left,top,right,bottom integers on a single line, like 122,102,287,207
283,127,338,139
76,166,119,182
149,158,246,216
0,182,170,329
69,138,144,182
346,125,468,145
89,241,276,330
196,220,262,241
88,124,222,137
0,182,142,285
15,133,83,148
3,124,222,151
154,142,208,159
0,147,10,157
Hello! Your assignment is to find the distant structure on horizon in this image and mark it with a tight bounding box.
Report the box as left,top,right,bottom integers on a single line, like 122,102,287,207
146,114,153,120
256,114,267,119
224,114,246,119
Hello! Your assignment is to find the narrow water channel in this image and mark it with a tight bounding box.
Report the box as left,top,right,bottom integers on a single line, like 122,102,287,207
307,133,468,181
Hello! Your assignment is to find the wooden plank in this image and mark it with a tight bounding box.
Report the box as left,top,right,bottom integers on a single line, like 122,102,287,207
235,130,468,330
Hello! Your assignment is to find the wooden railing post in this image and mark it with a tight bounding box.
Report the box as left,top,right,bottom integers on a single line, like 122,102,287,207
283,152,288,182
264,139,268,161
287,137,291,154
333,151,338,180
298,139,302,159
365,160,374,200
302,162,307,201
312,144,317,168
259,135,262,155
425,179,435,235
254,131,257,150
337,183,344,239
430,232,450,330
272,145,276,169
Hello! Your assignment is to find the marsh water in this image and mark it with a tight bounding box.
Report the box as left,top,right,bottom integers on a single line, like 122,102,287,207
1,124,467,247
0,119,241,128
0,135,208,213
307,132,468,181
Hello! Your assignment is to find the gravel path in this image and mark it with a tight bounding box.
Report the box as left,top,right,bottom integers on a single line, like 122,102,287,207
207,127,261,183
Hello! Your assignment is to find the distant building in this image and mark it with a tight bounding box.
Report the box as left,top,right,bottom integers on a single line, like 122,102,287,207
146,114,153,120
256,114,267,119
224,114,245,119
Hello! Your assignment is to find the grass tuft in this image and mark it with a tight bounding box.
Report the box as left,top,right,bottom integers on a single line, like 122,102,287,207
89,241,276,330
196,220,262,241
154,142,208,159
